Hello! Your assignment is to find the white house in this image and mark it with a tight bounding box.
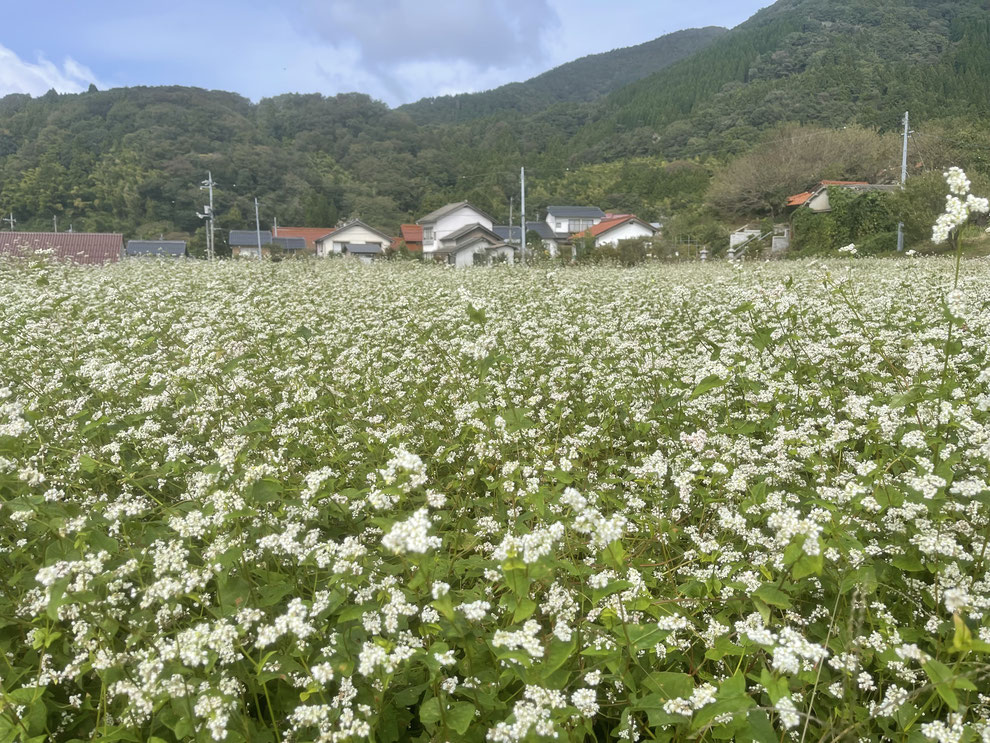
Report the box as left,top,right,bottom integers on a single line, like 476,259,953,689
315,220,393,258
545,206,605,236
584,216,657,247
417,202,495,256
431,223,515,267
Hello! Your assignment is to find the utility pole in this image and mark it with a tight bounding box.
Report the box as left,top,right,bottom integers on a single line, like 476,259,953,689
53,215,57,233
3,213,15,231
520,167,526,266
897,111,909,253
273,216,278,237
254,197,263,259
508,196,514,250
200,171,217,261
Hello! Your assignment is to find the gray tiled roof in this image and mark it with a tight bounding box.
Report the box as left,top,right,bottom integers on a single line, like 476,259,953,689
126,240,187,257
494,222,557,241
229,230,273,246
344,243,384,255
546,206,605,219
441,222,500,245
272,236,306,250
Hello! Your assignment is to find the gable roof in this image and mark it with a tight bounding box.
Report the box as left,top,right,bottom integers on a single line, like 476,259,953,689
785,192,813,207
417,201,495,225
546,206,606,219
786,181,898,208
0,232,123,265
587,216,655,238
126,240,187,257
229,229,273,246
316,220,392,244
400,224,423,244
441,222,501,245
272,227,335,250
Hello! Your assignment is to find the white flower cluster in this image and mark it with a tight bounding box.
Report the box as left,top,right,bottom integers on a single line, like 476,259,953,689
736,614,827,674
561,488,629,551
492,620,544,659
766,507,822,556
662,682,718,717
380,508,441,554
379,446,428,492
932,167,989,244
492,522,565,563
487,686,566,742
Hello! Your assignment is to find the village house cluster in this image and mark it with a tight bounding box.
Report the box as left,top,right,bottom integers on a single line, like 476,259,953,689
0,201,659,267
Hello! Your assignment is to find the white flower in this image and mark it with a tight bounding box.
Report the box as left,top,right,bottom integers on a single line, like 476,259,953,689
571,688,599,717
381,509,441,554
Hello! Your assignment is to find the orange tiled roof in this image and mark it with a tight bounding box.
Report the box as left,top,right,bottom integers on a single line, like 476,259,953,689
786,192,813,207
272,227,336,251
820,180,869,186
400,224,423,245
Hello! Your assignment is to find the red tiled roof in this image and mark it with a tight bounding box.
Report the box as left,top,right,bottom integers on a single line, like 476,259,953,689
820,180,869,186
272,227,335,252
786,192,813,207
0,232,122,265
400,224,423,245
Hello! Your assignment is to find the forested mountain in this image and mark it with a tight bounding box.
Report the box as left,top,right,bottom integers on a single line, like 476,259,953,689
399,26,727,125
0,0,989,254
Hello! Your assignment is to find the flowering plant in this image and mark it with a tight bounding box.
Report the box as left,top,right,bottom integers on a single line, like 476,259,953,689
0,253,989,742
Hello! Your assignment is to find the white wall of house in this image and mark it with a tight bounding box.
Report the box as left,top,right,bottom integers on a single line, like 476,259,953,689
316,224,390,257
488,245,515,265
423,206,493,254
595,222,655,247
807,191,831,212
545,213,602,234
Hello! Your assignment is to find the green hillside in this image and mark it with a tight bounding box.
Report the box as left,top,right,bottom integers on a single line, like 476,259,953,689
399,26,727,124
1,0,989,254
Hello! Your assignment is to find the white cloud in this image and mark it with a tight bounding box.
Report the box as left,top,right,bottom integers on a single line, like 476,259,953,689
0,44,101,96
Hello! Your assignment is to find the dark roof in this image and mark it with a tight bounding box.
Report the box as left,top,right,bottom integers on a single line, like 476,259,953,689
272,236,306,250
229,230,273,246
0,232,122,265
344,243,384,255
417,201,496,226
441,222,501,245
273,227,335,250
126,240,187,257
494,222,557,241
546,206,606,219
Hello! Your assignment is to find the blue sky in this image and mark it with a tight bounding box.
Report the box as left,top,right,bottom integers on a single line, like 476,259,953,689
0,1,771,106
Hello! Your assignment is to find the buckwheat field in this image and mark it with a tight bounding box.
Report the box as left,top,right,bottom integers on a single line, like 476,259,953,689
2,253,989,743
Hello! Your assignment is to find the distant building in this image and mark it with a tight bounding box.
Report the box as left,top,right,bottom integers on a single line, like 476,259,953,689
494,221,560,256
0,232,123,265
342,243,385,264
545,206,605,236
417,202,495,257
228,230,306,258
315,220,393,258
271,226,335,255
126,239,187,258
785,181,899,213
399,224,423,251
579,216,657,248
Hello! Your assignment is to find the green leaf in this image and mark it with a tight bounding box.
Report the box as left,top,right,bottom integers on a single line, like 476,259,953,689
446,702,475,734
419,696,442,725
691,374,725,399
953,614,973,653
792,551,823,579
542,637,577,681
753,584,791,608
922,659,959,711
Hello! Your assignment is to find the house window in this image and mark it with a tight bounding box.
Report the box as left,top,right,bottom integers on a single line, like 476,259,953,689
555,221,564,231
423,226,434,242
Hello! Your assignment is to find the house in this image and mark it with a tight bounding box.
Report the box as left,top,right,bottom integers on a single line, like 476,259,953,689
342,243,385,264
399,224,423,252
493,221,560,257
271,227,336,256
0,232,123,265
580,216,657,248
315,220,392,258
545,206,605,236
228,230,306,258
786,181,899,213
428,221,516,267
126,239,187,258
417,202,495,257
